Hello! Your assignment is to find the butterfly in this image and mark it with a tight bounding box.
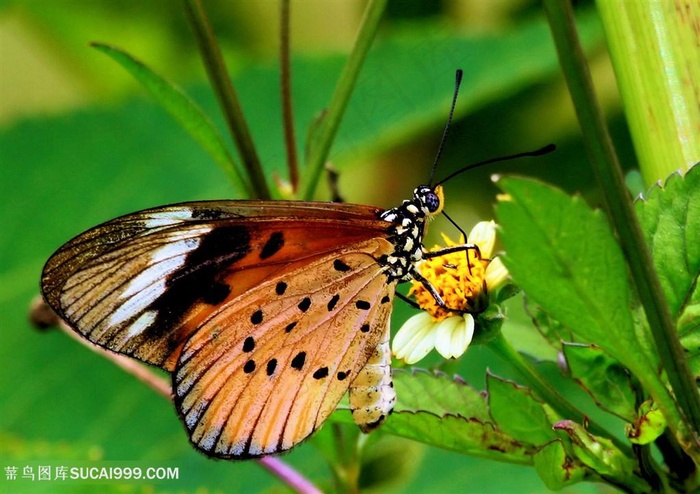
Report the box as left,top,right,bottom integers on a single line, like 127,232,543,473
40,68,551,459
41,190,455,458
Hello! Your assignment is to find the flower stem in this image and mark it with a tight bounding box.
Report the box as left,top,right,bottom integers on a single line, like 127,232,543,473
279,0,299,192
488,332,632,456
183,0,271,199
543,0,700,451
301,0,388,200
258,457,324,494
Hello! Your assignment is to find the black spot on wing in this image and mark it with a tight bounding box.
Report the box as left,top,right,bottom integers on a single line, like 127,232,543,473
276,281,287,295
313,367,329,379
143,225,251,341
333,259,351,272
381,295,391,304
266,358,277,376
291,351,306,370
192,207,226,220
259,231,284,259
243,336,255,352
360,324,370,333
356,300,371,310
244,359,256,373
327,294,340,311
201,281,231,305
285,321,297,333
251,309,263,325
298,297,311,312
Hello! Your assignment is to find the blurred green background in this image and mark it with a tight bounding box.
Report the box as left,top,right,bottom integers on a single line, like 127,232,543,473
1,1,634,492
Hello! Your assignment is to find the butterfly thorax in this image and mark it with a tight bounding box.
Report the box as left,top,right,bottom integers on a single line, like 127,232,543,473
378,185,443,282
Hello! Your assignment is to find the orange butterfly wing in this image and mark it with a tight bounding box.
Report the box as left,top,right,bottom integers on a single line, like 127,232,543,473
41,201,390,371
41,200,400,457
175,239,396,457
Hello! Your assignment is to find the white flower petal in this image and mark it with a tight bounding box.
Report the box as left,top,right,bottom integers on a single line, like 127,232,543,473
405,324,437,364
434,316,462,359
392,312,432,352
469,221,497,257
392,312,436,364
484,256,509,291
434,314,474,359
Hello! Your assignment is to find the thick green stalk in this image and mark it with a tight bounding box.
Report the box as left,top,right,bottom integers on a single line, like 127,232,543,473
596,1,700,186
184,0,271,199
543,0,700,454
301,0,388,200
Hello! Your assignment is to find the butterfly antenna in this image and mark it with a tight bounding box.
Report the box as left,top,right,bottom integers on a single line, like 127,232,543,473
428,69,463,186
435,144,556,186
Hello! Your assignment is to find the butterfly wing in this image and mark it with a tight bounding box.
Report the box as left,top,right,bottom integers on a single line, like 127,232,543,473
41,200,390,370
174,238,397,458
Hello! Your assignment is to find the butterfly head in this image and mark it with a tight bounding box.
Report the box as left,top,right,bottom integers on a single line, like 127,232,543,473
413,184,444,217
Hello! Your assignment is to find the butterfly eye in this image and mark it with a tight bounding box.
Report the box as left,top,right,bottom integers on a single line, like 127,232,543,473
414,185,443,214
424,192,441,213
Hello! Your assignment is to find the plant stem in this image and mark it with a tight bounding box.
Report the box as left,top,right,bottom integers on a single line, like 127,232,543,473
183,0,271,199
57,317,171,399
488,332,632,456
331,424,361,494
543,0,700,454
279,0,299,193
596,1,700,186
301,0,388,200
258,457,324,494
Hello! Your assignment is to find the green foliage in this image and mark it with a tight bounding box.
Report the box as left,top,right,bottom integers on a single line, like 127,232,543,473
487,374,558,446
635,169,700,333
494,167,699,491
4,2,699,494
91,42,251,197
533,440,588,491
562,344,637,421
495,176,649,370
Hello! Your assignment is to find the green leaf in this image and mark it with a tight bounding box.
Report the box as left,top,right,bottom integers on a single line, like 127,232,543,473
91,42,252,197
635,164,700,341
390,369,491,421
563,343,637,421
487,373,558,446
681,325,700,381
532,440,587,490
635,165,700,320
523,301,572,351
381,413,531,464
335,370,533,463
625,400,666,445
495,177,656,379
553,421,647,491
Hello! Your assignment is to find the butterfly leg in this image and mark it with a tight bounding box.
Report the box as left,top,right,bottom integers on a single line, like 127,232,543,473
412,268,491,315
410,270,464,314
395,291,420,310
423,243,483,261
424,242,485,277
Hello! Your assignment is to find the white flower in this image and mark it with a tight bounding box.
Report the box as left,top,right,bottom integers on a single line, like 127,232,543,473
392,221,507,364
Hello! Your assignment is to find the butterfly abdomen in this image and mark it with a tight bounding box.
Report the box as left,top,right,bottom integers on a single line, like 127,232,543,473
348,323,396,432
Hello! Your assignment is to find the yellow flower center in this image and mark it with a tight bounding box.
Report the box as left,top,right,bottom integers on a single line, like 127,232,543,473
410,236,491,321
